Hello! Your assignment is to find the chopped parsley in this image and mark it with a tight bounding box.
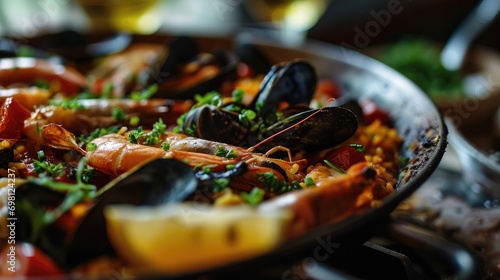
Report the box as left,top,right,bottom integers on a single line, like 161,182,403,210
128,127,144,144
194,91,222,107
33,160,64,177
101,82,114,99
350,144,366,153
24,158,97,244
112,108,126,122
129,116,140,126
240,187,265,206
49,98,87,110
232,88,244,103
212,178,229,193
256,171,301,194
162,142,170,151
86,143,97,152
215,147,238,159
33,151,64,177
130,84,158,101
127,119,167,146
79,126,121,144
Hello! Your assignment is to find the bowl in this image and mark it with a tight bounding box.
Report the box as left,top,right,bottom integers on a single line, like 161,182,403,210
365,38,500,129
447,111,500,199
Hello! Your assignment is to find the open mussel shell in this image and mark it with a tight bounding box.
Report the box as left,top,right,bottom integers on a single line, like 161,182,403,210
253,107,359,154
250,59,317,119
66,158,197,267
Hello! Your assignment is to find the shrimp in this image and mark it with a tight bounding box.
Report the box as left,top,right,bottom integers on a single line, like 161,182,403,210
0,57,85,95
85,133,307,192
259,162,378,238
0,87,51,110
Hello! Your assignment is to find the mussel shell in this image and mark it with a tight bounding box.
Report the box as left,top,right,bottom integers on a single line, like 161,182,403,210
66,158,197,267
140,36,199,87
183,104,249,145
253,107,358,154
250,59,317,119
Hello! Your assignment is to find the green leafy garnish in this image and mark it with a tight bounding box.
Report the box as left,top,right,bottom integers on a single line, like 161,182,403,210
130,84,158,101
378,37,464,99
240,187,265,206
79,126,121,144
112,108,126,122
304,177,315,187
129,116,140,126
33,151,64,177
256,171,301,194
33,160,64,177
212,178,230,193
86,143,97,152
232,88,244,103
324,159,346,174
23,158,97,244
128,127,144,144
350,144,365,153
49,98,87,110
101,82,114,99
162,142,170,151
35,79,50,90
215,147,238,159
194,91,222,107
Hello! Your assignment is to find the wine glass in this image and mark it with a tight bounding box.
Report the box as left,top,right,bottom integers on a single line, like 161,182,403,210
243,0,331,46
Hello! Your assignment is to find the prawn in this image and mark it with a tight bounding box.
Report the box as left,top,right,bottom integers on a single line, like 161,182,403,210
259,162,378,238
84,133,307,192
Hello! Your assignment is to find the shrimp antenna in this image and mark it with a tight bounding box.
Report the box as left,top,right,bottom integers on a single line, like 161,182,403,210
247,98,336,153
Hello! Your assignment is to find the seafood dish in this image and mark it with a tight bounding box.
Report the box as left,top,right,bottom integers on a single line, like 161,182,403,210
0,35,445,277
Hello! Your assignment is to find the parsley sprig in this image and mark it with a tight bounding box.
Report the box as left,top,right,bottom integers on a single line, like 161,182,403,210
23,158,97,243
32,151,64,177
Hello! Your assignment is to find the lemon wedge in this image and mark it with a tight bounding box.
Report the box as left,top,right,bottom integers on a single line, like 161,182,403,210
104,203,291,274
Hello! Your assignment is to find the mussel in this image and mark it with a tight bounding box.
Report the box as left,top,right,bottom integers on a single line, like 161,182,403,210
182,59,359,154
17,159,198,268
251,107,359,154
138,36,238,99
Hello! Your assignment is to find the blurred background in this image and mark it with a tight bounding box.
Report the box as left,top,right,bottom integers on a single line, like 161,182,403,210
0,0,493,48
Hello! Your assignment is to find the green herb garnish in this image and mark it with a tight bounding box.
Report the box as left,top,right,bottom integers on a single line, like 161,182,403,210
350,144,365,153
130,84,158,101
49,98,87,110
112,108,126,122
324,159,346,174
240,187,265,206
128,127,144,144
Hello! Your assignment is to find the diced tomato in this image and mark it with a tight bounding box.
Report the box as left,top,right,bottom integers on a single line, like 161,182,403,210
0,243,64,277
0,97,31,140
324,146,366,171
359,99,390,125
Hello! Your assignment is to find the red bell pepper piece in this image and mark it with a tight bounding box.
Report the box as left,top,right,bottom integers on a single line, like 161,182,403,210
0,97,31,140
324,146,366,172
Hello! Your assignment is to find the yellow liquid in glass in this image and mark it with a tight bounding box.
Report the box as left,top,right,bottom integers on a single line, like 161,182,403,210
77,0,160,34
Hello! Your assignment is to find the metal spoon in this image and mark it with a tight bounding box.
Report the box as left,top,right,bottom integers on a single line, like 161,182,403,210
440,0,500,71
